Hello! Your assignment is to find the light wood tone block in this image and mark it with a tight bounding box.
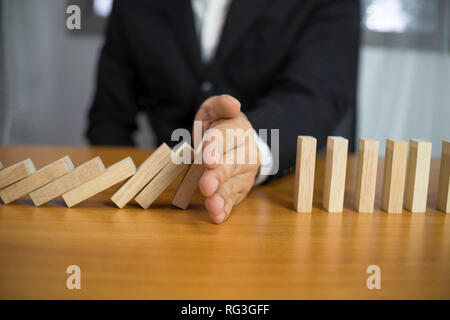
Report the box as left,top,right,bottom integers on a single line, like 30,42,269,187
354,139,379,213
293,136,317,212
0,161,3,170
0,159,36,189
62,157,136,208
323,136,348,212
404,140,432,213
111,143,172,208
438,141,450,213
172,164,205,209
0,157,73,204
381,139,408,213
30,157,105,206
135,143,192,209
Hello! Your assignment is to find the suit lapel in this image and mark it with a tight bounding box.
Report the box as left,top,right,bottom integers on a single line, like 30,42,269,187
168,1,203,79
215,0,270,62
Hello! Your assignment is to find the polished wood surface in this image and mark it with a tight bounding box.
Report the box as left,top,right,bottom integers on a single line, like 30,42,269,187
0,145,449,299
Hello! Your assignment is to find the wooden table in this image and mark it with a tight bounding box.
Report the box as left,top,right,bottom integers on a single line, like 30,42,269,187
0,145,449,299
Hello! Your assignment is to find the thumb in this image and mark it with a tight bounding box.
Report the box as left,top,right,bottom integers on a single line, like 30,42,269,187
195,94,241,122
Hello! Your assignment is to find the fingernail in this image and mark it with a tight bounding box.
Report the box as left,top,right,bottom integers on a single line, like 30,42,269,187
217,196,225,210
211,179,219,193
214,211,226,224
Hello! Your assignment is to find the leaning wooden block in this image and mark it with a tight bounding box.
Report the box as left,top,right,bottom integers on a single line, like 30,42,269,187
293,136,317,212
354,139,379,213
30,157,105,206
0,156,73,204
111,143,172,208
135,142,192,209
0,161,3,170
0,159,36,189
62,157,136,208
404,140,432,213
172,164,205,209
437,141,450,213
323,136,348,212
381,139,408,213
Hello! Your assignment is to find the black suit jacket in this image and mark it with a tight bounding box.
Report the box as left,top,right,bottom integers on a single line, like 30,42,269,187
87,0,360,179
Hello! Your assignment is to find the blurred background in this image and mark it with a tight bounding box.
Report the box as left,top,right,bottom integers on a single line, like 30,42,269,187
0,0,449,154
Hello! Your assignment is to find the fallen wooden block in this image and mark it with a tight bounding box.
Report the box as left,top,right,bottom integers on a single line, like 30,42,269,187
437,140,450,213
293,136,317,213
0,159,36,189
62,157,136,208
0,156,73,204
381,139,408,213
111,143,172,208
135,142,192,209
404,140,432,213
323,136,348,212
172,164,205,209
354,139,379,213
30,157,105,206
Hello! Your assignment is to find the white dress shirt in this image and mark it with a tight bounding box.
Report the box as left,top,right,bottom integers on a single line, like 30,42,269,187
191,0,273,184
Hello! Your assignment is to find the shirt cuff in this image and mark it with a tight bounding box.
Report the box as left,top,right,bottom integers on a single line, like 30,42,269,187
253,131,273,186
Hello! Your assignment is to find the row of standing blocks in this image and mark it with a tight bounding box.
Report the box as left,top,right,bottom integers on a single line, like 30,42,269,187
1,138,449,213
0,142,201,209
294,137,450,214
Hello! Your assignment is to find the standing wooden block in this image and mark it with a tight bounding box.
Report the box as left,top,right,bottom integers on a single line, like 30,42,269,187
323,137,348,212
0,161,3,170
172,164,205,209
111,143,172,208
62,157,136,208
437,141,450,213
381,139,408,213
293,136,317,212
0,156,73,204
354,139,379,213
135,143,192,209
404,140,432,213
30,157,105,206
0,159,36,189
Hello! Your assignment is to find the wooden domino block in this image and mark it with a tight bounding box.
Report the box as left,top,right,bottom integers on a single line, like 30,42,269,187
62,157,136,208
323,137,348,212
381,139,408,213
135,143,192,209
354,139,379,213
0,159,36,189
172,164,205,209
30,157,105,206
404,140,432,213
111,143,172,208
0,156,73,204
293,136,316,212
0,161,3,170
437,141,450,213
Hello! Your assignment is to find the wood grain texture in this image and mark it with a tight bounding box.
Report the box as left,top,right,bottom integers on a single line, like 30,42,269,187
111,143,171,208
172,164,205,209
135,143,192,209
404,140,432,213
63,157,136,208
0,156,73,204
30,157,105,207
0,158,36,189
293,136,316,212
323,137,348,212
354,139,379,213
0,145,449,299
437,141,450,213
381,140,408,213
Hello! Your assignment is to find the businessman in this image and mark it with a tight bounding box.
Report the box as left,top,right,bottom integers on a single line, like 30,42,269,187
87,0,360,223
